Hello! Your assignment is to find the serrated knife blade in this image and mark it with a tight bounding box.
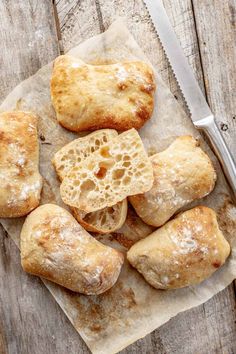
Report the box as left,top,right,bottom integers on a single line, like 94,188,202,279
143,0,211,122
143,0,236,199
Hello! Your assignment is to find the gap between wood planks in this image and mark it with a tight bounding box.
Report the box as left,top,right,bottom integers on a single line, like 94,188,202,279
52,0,64,54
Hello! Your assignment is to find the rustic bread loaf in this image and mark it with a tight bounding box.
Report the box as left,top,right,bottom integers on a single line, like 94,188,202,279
50,55,155,132
21,204,124,295
129,136,216,227
60,129,154,213
127,206,230,289
52,129,127,233
0,111,42,217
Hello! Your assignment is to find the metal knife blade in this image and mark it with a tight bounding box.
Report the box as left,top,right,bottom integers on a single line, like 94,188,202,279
143,0,236,199
143,0,212,123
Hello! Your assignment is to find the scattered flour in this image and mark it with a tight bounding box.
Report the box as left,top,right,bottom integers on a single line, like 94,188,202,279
17,157,26,166
170,226,198,255
19,180,41,201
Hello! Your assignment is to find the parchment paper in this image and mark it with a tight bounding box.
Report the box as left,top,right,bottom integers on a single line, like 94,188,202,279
0,19,235,354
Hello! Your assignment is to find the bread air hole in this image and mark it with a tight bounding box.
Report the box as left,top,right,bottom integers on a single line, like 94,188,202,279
95,166,107,179
108,206,116,215
123,161,131,167
80,179,96,200
112,169,125,180
94,160,114,179
138,163,145,168
123,176,131,185
101,214,107,226
100,146,111,158
116,154,122,162
114,180,121,186
123,155,130,161
73,180,81,186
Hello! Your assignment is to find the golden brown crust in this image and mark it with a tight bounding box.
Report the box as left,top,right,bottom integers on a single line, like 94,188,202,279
129,136,216,227
0,111,43,217
20,204,124,295
127,206,230,289
50,55,155,132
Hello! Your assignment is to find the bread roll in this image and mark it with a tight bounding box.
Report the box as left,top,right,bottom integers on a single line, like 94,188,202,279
52,129,127,233
129,136,216,227
50,55,155,132
60,129,154,213
127,206,230,289
0,111,42,217
21,204,124,295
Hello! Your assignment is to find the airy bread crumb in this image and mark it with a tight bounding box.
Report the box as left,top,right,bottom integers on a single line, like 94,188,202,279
60,129,154,213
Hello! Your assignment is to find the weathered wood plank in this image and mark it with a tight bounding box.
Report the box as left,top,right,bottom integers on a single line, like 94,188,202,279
192,0,236,153
193,0,236,294
55,0,101,51
0,0,59,100
0,1,85,353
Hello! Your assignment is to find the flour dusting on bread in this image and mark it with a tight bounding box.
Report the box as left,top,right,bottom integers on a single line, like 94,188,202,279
21,204,124,295
0,111,42,217
129,136,216,227
51,55,156,132
127,206,230,290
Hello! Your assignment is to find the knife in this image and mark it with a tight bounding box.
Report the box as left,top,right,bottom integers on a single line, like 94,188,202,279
143,0,236,199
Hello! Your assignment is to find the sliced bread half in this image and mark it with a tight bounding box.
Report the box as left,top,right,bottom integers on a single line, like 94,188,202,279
52,129,127,233
60,129,154,213
52,129,118,181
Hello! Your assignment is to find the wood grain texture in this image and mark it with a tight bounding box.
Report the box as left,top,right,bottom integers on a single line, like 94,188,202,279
0,0,59,100
0,1,85,354
0,0,235,353
192,0,236,152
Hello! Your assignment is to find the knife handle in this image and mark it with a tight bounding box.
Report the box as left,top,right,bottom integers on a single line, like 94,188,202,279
195,115,236,201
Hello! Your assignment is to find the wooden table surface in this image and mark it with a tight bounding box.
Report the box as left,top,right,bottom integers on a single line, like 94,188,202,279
0,1,235,353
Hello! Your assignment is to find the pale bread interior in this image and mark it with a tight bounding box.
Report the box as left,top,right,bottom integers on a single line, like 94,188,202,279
52,129,118,181
60,129,154,213
52,129,127,233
